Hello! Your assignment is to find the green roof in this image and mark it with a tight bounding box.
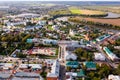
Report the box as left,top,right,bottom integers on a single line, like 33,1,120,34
84,61,96,69
104,47,112,55
66,61,79,68
97,34,110,41
92,40,97,42
77,69,85,77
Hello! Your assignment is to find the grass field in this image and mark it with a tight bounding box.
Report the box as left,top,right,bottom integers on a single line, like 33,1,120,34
69,7,106,15
69,7,82,14
48,9,71,15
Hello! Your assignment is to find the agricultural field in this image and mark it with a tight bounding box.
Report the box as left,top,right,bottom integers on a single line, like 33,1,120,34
83,6,120,14
70,17,120,26
82,18,120,26
0,11,6,18
69,7,106,15
49,7,107,16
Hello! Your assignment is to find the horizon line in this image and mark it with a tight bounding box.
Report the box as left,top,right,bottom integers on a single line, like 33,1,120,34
0,0,120,2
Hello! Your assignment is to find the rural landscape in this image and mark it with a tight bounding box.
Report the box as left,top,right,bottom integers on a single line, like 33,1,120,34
0,1,120,80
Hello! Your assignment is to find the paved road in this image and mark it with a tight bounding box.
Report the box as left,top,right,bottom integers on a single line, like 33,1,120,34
90,41,117,68
91,32,120,68
59,64,66,80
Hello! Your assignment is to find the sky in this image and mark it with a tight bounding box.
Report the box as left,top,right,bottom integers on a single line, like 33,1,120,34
0,0,120,1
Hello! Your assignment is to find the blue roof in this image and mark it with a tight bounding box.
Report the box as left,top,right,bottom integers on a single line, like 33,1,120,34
27,39,33,43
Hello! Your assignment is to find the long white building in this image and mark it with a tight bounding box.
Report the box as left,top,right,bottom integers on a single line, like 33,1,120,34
47,60,60,80
103,47,118,61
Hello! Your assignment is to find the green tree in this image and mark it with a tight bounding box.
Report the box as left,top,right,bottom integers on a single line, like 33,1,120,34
93,77,100,80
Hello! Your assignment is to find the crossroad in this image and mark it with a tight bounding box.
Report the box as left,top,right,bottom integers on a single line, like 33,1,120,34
95,44,116,68
90,32,120,68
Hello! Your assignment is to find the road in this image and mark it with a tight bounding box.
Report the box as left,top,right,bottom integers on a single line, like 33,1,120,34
91,43,116,68
59,64,66,80
90,32,120,68
95,44,116,68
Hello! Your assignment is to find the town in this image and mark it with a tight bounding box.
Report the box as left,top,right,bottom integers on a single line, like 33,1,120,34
0,1,120,80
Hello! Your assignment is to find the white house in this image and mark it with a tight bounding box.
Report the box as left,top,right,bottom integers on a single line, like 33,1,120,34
64,51,77,60
108,74,120,80
52,25,59,30
69,29,75,36
94,53,106,61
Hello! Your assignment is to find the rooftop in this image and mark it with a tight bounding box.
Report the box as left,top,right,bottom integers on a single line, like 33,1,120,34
108,74,120,80
104,47,113,55
12,77,40,80
83,61,96,69
47,60,60,77
15,72,40,78
19,64,42,69
77,69,85,77
0,72,11,79
96,34,111,41
66,61,79,68
94,53,106,61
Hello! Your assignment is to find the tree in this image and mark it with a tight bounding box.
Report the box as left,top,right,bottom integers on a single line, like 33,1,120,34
66,66,72,71
115,64,120,75
22,34,31,42
88,72,95,78
40,72,47,78
1,37,7,41
16,52,27,58
93,77,100,80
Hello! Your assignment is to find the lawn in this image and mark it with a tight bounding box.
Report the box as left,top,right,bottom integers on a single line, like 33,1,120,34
48,9,70,16
47,25,53,31
38,54,57,59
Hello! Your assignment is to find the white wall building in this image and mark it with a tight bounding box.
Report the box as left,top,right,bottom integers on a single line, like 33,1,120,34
103,47,118,61
47,60,60,78
108,74,120,80
69,29,75,36
0,63,14,70
19,64,42,69
94,53,106,61
52,25,59,30
65,51,77,60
